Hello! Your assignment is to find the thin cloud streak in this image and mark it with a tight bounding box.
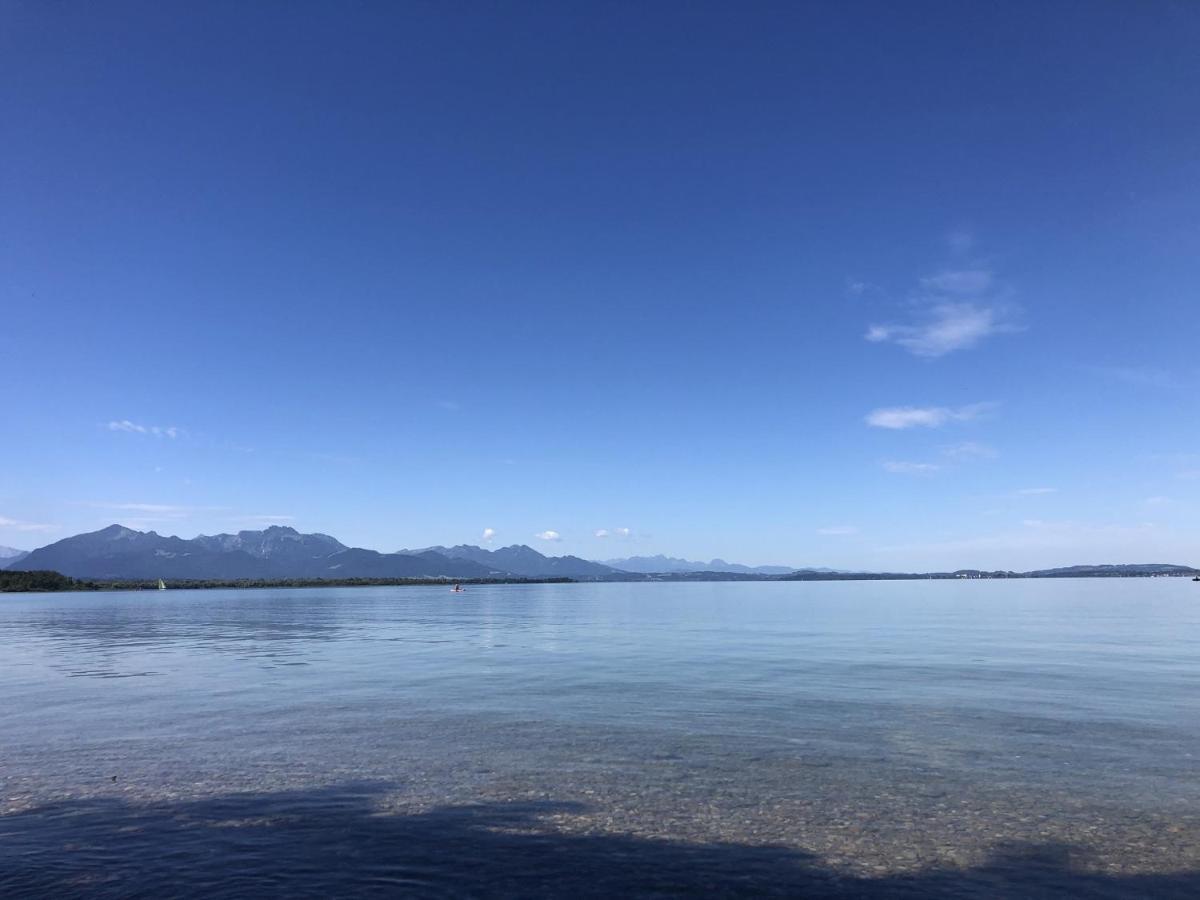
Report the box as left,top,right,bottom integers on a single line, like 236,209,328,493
882,461,940,475
83,502,231,516
106,420,182,438
0,515,57,533
865,403,992,430
1083,365,1180,390
942,441,997,460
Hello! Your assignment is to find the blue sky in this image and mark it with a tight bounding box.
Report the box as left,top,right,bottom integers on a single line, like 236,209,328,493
2,1,1198,569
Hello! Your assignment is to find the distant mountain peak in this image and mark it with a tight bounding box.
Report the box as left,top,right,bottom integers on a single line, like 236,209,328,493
0,545,30,570
98,523,139,537
14,524,488,580
601,554,799,575
398,541,618,579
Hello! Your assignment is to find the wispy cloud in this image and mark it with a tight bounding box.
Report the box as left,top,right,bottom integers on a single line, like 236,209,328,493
1083,365,1180,390
845,278,883,299
0,515,57,533
534,530,561,542
304,451,360,465
864,249,1020,358
1156,453,1200,480
437,400,461,411
106,420,182,438
817,525,858,536
876,520,1164,568
1016,487,1057,496
482,527,496,543
79,502,230,524
920,269,994,295
594,527,633,539
866,301,1014,357
865,403,991,430
942,441,997,460
946,228,975,255
882,460,940,475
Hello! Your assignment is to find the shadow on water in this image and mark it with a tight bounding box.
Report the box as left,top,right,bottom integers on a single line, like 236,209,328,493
1,783,1197,898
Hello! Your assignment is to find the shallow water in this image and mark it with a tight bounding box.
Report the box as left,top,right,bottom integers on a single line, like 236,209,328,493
2,579,1199,897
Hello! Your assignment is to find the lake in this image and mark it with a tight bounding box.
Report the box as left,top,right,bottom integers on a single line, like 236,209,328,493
2,579,1198,897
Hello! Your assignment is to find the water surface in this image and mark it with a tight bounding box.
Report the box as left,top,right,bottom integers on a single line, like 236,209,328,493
2,579,1199,896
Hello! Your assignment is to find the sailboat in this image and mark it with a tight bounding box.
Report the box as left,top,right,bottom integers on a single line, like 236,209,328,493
157,578,166,590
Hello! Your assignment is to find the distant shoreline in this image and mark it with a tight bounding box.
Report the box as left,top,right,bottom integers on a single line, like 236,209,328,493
3,568,1197,593
0,571,574,593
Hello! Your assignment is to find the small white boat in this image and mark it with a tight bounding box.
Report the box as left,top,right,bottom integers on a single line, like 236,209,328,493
157,578,166,590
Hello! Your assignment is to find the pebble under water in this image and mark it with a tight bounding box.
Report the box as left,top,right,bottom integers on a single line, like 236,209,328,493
2,579,1198,897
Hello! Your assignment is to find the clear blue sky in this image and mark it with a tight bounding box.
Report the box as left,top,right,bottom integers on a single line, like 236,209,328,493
2,1,1198,569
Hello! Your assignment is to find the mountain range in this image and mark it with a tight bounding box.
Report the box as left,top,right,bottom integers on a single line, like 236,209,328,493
601,554,826,576
7,525,1198,583
11,525,627,581
0,546,29,570
408,544,622,579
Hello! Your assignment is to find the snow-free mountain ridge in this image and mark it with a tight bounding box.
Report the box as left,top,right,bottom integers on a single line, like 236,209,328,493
0,546,30,569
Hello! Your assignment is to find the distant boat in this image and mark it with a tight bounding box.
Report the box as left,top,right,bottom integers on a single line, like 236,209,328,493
1193,576,1200,582
157,578,166,590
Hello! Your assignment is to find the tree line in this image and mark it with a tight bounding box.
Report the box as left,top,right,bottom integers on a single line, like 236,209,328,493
0,570,575,593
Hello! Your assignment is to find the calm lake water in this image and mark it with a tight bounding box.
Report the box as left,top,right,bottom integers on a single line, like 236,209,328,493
2,579,1199,897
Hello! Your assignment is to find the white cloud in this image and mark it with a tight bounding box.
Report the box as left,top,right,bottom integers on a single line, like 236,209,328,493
595,526,632,539
817,525,858,536
482,527,496,543
865,403,990,429
1143,496,1172,506
882,461,940,475
534,530,561,542
845,278,883,298
864,252,1020,358
106,420,181,438
1017,487,1057,496
866,301,1012,357
0,515,57,533
942,441,997,460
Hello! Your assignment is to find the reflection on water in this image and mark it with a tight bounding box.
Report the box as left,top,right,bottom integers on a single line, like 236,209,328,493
2,580,1199,895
